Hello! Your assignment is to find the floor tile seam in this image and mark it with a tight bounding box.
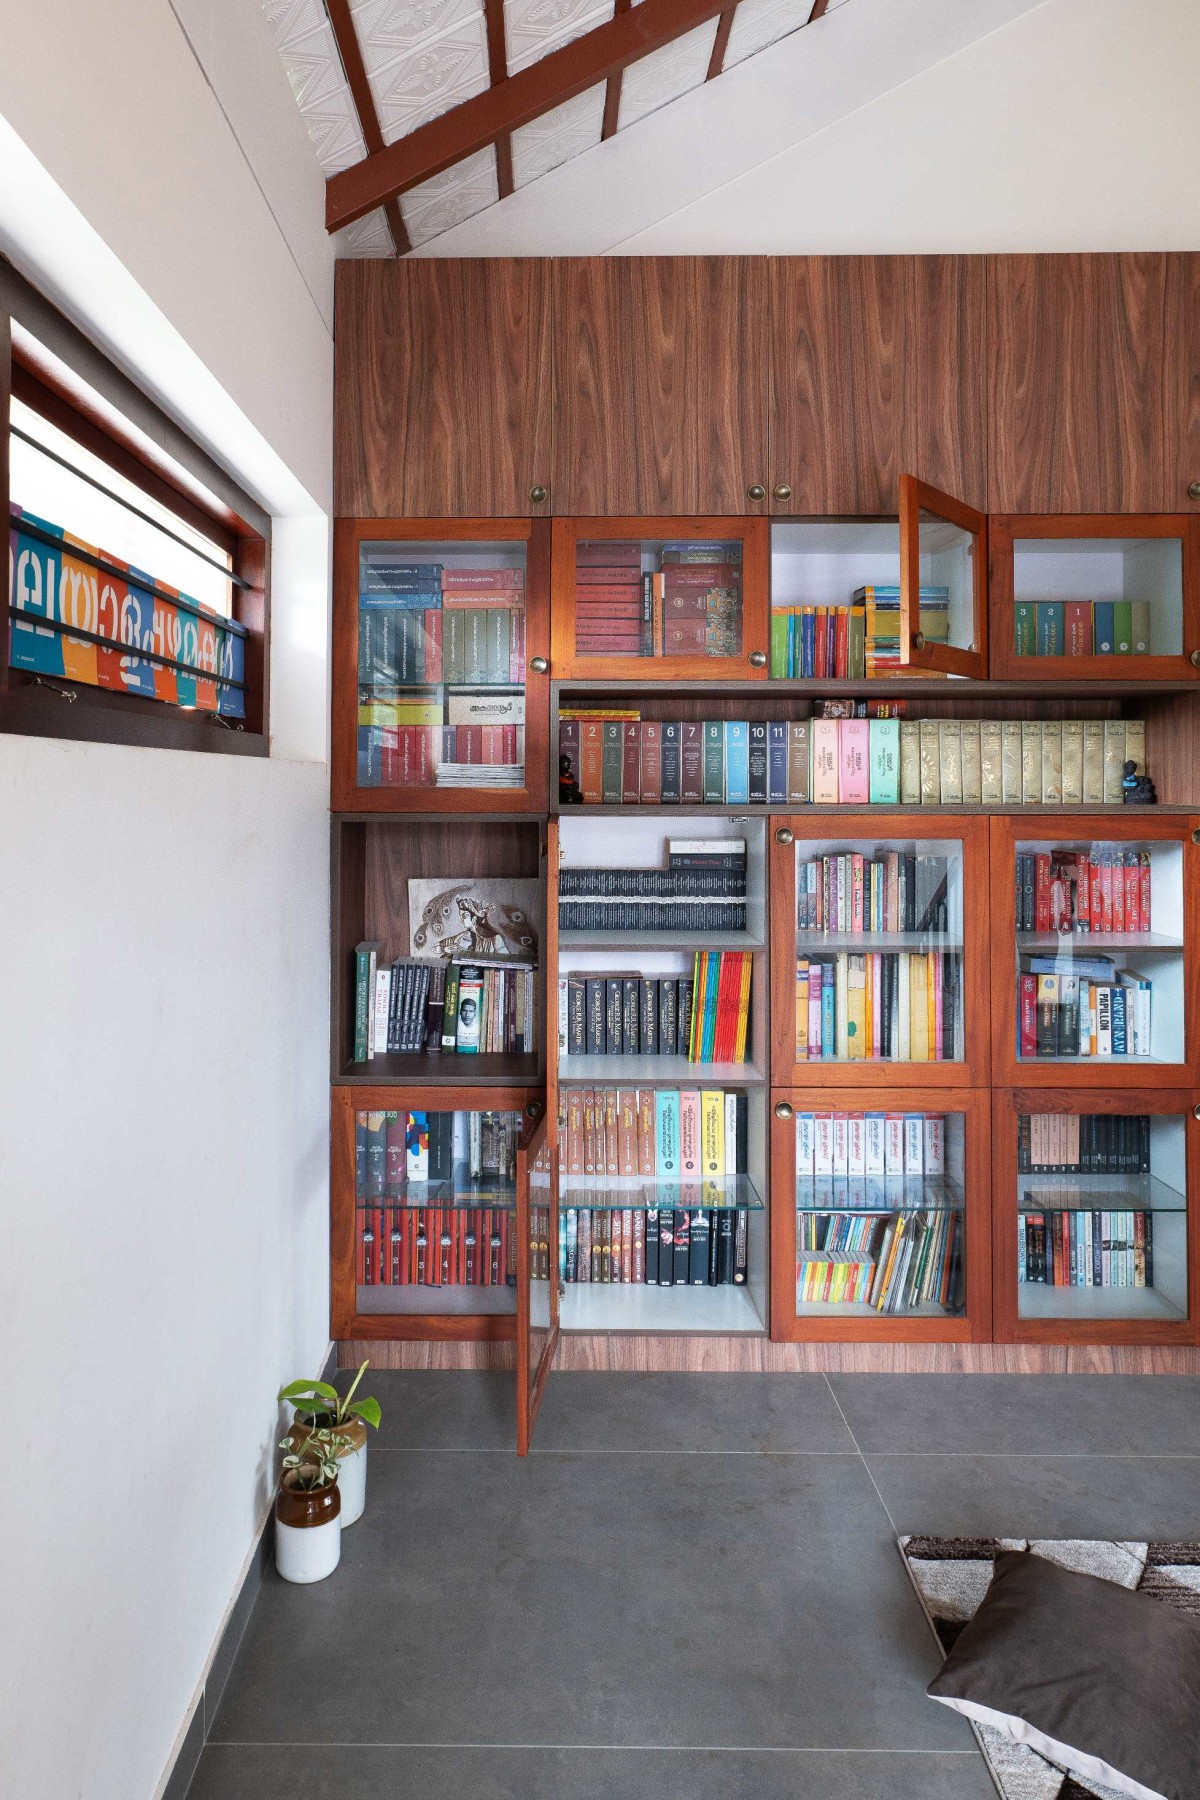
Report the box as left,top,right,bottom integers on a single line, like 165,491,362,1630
368,1445,863,1456
201,1739,984,1755
859,1451,1200,1461
821,1374,901,1534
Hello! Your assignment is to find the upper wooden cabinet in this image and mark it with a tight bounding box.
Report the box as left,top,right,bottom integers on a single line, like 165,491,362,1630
987,255,1180,515
551,257,768,516
1165,253,1200,514
334,260,553,518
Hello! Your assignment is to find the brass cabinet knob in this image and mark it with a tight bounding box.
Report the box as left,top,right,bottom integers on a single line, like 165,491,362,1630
773,483,792,501
775,1102,794,1120
1192,829,1200,845
747,483,766,501
1194,1105,1200,1121
748,650,767,667
1191,650,1200,667
913,631,927,652
775,827,794,845
1188,481,1200,499
529,484,548,504
527,1101,542,1118
528,656,549,675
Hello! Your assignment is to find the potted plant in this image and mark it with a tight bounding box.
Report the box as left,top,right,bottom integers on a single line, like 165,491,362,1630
274,1426,349,1584
277,1360,381,1527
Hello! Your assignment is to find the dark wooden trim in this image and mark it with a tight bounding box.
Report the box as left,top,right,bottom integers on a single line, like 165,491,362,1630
326,0,737,227
324,0,410,254
482,0,516,198
899,471,990,679
808,0,830,16
602,0,633,135
706,6,735,78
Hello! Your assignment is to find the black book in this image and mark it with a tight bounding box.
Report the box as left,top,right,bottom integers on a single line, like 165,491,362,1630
733,1206,748,1285
364,1117,386,1197
567,975,587,1056
428,1112,455,1182
622,977,640,1055
688,1208,711,1284
1022,855,1035,933
644,1209,660,1284
640,572,654,658
585,978,606,1055
1139,1115,1150,1173
672,1208,691,1286
605,979,624,1056
601,722,623,804
734,1094,748,1173
708,1210,720,1284
659,979,678,1056
716,1208,734,1284
660,721,682,802
425,965,446,1052
657,1210,675,1286
747,722,768,803
639,978,659,1056
678,981,694,1057
1017,1114,1031,1173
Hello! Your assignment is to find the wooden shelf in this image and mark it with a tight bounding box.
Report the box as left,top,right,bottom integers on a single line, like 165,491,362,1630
558,1054,765,1086
553,803,1194,818
554,677,1200,698
338,1051,542,1086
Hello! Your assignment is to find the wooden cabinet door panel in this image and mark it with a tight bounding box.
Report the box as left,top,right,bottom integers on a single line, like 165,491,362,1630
912,254,987,513
334,260,553,518
553,257,768,515
987,254,1170,514
1165,252,1200,514
768,256,916,515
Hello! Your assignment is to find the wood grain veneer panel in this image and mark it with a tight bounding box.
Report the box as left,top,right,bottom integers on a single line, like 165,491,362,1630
912,255,987,512
341,1338,1200,1372
334,260,553,517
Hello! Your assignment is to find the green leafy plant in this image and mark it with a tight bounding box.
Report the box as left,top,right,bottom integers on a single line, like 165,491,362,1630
279,1425,352,1491
277,1359,382,1434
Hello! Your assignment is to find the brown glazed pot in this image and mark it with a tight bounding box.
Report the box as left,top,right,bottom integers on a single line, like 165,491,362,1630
274,1468,342,1583
275,1468,341,1529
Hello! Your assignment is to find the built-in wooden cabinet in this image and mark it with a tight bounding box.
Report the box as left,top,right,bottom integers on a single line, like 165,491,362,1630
552,257,769,517
333,260,554,519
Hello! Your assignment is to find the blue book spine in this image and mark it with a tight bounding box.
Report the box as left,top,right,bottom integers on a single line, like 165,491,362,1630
768,721,789,802
1111,986,1128,1055
655,1089,682,1182
1093,601,1116,654
821,966,835,1059
1017,1214,1026,1283
703,954,721,1059
724,722,750,804
359,589,442,610
786,612,796,679
800,610,815,679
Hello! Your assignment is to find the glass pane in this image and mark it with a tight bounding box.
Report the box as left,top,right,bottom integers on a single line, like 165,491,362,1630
795,1107,967,1318
527,1133,553,1370
794,837,964,1063
354,1107,520,1315
356,540,526,791
1012,537,1184,659
918,508,977,656
1017,1111,1187,1322
575,537,742,660
770,521,900,679
1013,839,1183,1064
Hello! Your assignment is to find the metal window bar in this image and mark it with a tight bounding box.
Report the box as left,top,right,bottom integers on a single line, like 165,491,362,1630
9,515,249,635
6,607,248,691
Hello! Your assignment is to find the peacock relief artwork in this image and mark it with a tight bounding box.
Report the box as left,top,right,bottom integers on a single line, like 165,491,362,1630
407,879,540,962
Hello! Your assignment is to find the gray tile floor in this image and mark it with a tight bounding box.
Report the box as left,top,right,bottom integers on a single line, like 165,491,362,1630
189,1374,1200,1800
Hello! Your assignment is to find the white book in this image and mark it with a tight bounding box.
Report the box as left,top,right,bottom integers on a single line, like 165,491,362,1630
884,1114,905,1174
897,954,911,1060
1096,985,1113,1055
903,1114,924,1175
372,966,391,1057
835,957,850,1059
814,1113,835,1175
832,1112,850,1176
557,976,569,1054
795,1113,816,1175
864,1113,886,1176
848,1114,866,1176
923,1115,945,1175
725,1093,738,1177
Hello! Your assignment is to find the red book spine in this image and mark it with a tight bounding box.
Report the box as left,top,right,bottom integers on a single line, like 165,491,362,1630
1124,854,1141,933
423,609,442,683
1077,855,1091,931
1112,852,1126,932
1090,858,1104,928
834,608,849,678
1034,854,1052,933
381,729,398,787
1064,601,1092,655
1140,854,1151,929
415,1210,427,1284
640,721,662,803
622,722,642,803
1099,856,1113,932
1020,973,1038,1056
356,1209,367,1285
814,609,828,678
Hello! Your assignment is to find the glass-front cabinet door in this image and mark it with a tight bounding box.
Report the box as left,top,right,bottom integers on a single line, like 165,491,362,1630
990,816,1198,1088
770,1086,991,1341
770,815,990,1088
992,1090,1199,1345
516,1108,558,1454
899,476,988,679
550,518,770,680
331,519,550,811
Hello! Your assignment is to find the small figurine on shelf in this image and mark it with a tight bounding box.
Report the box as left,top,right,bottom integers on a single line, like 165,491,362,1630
1122,760,1157,804
559,753,583,804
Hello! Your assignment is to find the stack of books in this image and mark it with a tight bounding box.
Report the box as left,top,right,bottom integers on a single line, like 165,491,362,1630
558,839,747,934
797,849,950,935
359,1206,515,1289
356,1107,518,1195
857,585,949,672
573,541,743,659
557,952,751,1062
1019,1113,1151,1173
353,946,537,1061
559,1203,748,1288
797,952,960,1061
797,1208,962,1312
1015,598,1151,657
574,541,643,656
1013,847,1151,934
1018,1209,1153,1288
1018,959,1151,1058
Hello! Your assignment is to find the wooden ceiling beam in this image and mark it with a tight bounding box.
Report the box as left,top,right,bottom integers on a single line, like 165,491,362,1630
325,0,411,254
705,5,735,80
808,0,830,17
483,0,516,198
602,0,633,142
325,0,735,230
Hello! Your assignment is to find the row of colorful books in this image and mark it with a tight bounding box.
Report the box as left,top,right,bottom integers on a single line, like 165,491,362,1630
797,1208,963,1313
1014,849,1152,935
558,842,747,934
352,951,537,1061
1018,966,1152,1058
794,1110,948,1178
769,586,949,679
357,706,524,788
797,851,950,936
559,1206,748,1287
557,953,751,1063
574,540,742,658
1018,1113,1152,1174
357,1206,515,1288
1014,599,1151,658
559,714,1148,807
358,560,525,689
1018,1209,1154,1286
796,952,961,1063
354,1109,520,1195
559,1088,747,1186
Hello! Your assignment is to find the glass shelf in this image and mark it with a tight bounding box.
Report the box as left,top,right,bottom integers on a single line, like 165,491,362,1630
796,1176,965,1213
559,1172,763,1211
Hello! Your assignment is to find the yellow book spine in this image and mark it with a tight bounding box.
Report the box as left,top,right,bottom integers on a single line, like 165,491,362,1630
795,960,809,1059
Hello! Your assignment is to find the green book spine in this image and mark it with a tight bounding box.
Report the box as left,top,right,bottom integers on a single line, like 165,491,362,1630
443,609,465,683
1035,602,1063,655
485,607,510,682
847,605,866,680
702,721,724,803
354,949,371,1062
1112,599,1133,655
601,721,623,804
770,611,789,679
868,718,900,803
465,609,487,683
1013,602,1036,657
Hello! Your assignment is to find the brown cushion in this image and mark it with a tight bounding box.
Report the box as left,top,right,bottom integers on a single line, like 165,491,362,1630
927,1548,1200,1800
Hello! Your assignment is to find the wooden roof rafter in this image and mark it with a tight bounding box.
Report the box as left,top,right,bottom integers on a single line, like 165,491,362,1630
325,0,410,254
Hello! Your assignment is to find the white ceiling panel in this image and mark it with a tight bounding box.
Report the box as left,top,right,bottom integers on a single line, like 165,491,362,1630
401,146,500,246
262,0,369,173
511,84,606,187
618,18,718,130
505,0,614,76
331,207,401,254
349,0,484,76
366,16,491,141
723,0,811,70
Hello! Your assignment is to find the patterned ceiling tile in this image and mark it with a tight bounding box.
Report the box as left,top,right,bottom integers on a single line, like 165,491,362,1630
505,0,614,77
349,0,483,75
367,15,491,142
511,83,606,188
331,207,400,256
261,0,369,173
618,17,718,130
723,0,811,71
401,147,499,247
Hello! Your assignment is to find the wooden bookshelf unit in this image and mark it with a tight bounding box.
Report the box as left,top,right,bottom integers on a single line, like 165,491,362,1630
330,254,1200,1432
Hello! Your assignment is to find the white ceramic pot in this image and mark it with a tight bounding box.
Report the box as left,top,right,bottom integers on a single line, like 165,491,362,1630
274,1471,341,1584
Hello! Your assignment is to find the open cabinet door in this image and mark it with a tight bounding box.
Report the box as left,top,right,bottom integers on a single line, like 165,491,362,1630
899,474,988,679
516,1103,559,1455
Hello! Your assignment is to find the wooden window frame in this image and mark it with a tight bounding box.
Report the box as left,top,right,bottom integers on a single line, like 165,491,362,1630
1,257,270,756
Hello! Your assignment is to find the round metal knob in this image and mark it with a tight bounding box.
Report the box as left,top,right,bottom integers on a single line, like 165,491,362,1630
527,1101,542,1118
913,631,927,652
528,656,549,675
529,484,548,504
1194,1105,1200,1121
747,483,766,502
1188,481,1200,499
773,483,792,501
1192,830,1200,846
775,827,794,845
1191,650,1200,667
775,1102,794,1120
748,650,767,668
